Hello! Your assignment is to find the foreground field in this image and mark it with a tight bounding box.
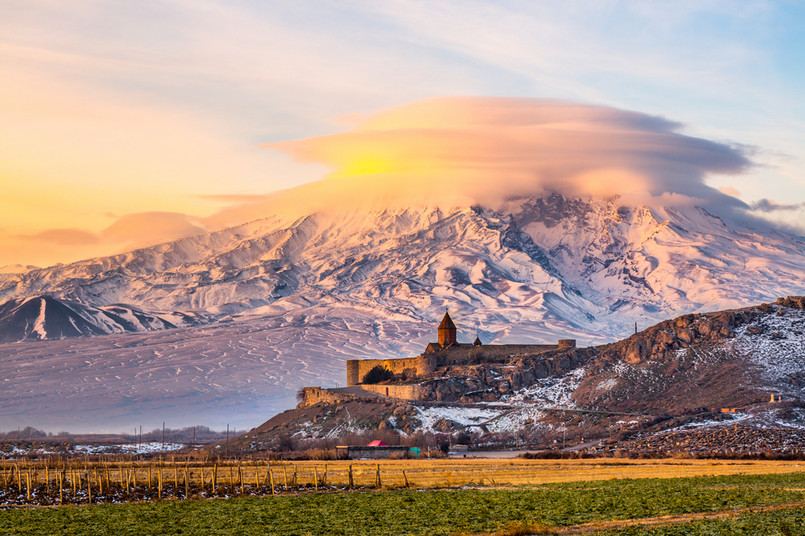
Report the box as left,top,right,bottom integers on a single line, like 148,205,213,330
3,464,805,535
4,457,805,505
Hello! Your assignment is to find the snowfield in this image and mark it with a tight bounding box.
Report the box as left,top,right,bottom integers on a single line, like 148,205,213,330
506,366,587,406
732,305,805,395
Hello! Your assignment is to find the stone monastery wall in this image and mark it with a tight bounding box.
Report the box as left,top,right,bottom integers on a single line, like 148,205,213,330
346,357,424,386
346,341,575,386
359,383,428,400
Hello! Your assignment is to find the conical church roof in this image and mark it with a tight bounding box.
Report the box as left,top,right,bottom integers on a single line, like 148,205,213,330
438,311,456,330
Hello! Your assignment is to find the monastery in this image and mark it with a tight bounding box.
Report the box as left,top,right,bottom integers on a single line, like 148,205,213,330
346,311,576,386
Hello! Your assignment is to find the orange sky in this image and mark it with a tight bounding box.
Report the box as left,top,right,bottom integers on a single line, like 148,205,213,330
3,2,805,269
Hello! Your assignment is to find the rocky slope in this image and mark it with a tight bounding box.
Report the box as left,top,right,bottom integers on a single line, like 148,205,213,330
239,297,805,452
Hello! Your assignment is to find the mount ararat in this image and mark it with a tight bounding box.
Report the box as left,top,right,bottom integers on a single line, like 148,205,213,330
2,194,805,432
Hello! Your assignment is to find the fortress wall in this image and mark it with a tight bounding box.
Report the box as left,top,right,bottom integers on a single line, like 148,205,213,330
300,387,355,407
360,383,427,400
432,344,559,365
346,342,573,386
346,357,421,386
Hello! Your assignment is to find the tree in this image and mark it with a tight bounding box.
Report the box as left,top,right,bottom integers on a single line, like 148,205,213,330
362,365,394,384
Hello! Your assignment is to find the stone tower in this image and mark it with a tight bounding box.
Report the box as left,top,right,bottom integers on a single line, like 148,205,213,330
438,311,457,347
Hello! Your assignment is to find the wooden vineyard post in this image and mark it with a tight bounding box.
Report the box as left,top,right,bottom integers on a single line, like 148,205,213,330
158,468,163,500
119,465,125,490
254,466,259,488
200,466,205,492
269,469,275,496
16,464,21,493
45,465,50,495
403,470,409,488
283,467,288,490
375,465,381,488
323,465,327,487
105,467,111,494
212,464,217,494
59,470,63,504
133,467,137,489
173,463,178,497
349,465,354,489
184,464,189,499
239,464,244,495
26,472,31,502
87,471,92,504
314,466,319,491
293,466,297,488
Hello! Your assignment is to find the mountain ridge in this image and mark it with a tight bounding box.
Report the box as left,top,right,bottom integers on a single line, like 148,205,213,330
3,194,805,432
2,195,805,344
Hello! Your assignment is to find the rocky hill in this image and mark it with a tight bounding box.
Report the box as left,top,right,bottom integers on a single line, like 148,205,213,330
234,297,805,454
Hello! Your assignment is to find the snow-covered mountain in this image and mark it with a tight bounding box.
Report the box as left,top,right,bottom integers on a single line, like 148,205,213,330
3,194,805,432
0,296,206,343
2,194,805,343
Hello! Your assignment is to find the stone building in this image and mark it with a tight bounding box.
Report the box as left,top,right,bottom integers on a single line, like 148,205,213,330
346,311,575,386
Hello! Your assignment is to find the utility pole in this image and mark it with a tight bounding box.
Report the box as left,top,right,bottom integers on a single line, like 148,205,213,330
162,421,165,452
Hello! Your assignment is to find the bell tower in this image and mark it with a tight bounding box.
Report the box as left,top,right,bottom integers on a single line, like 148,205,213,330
438,310,457,347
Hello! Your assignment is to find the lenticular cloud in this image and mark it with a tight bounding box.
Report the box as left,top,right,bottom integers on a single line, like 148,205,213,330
213,97,751,226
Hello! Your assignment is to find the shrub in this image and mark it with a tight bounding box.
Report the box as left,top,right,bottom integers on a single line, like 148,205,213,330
362,365,394,384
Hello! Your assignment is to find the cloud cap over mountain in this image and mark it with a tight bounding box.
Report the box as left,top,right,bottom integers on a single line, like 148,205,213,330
253,97,751,216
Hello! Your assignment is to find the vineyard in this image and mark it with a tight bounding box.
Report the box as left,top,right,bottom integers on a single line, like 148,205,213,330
3,457,805,506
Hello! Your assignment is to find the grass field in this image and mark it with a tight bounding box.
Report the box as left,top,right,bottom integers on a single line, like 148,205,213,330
2,458,805,535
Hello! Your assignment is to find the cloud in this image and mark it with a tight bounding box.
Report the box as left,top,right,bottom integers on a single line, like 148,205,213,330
19,228,100,246
218,97,751,222
194,194,273,204
100,212,207,247
0,212,209,268
719,186,741,197
751,198,805,212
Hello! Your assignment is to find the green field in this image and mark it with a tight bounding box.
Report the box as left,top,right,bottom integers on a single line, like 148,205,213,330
2,472,805,535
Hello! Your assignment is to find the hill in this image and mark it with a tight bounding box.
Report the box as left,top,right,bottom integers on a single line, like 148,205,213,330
229,297,805,455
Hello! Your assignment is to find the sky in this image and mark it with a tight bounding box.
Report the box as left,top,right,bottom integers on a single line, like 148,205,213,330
2,0,805,268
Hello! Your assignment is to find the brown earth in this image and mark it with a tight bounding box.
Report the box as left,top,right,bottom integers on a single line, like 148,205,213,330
464,501,805,535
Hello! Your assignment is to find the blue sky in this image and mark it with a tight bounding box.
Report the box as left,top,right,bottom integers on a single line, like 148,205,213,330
2,0,805,265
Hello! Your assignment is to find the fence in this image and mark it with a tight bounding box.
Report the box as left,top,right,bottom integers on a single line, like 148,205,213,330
0,459,414,505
